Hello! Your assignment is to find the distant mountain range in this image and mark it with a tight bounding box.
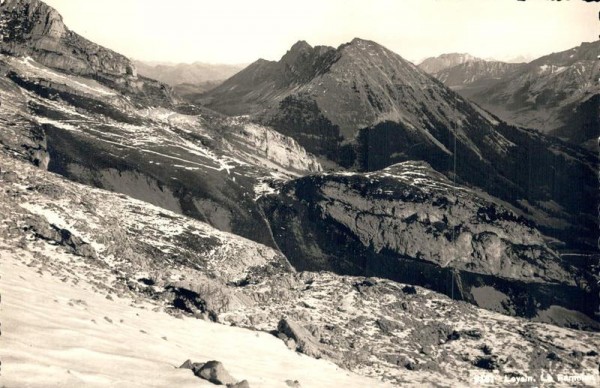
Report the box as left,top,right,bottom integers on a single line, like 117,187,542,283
133,60,247,101
133,60,246,86
419,43,600,149
418,53,480,74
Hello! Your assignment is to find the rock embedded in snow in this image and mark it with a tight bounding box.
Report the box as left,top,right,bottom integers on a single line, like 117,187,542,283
195,360,237,385
277,318,324,359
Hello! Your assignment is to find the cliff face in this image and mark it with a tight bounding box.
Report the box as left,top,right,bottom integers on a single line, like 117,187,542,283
1,0,134,77
260,161,597,324
0,0,174,106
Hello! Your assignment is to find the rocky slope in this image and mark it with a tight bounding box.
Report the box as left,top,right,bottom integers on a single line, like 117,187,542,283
0,50,322,247
259,161,598,327
1,152,599,387
418,53,480,74
462,41,600,149
0,0,596,305
0,0,174,107
202,38,598,252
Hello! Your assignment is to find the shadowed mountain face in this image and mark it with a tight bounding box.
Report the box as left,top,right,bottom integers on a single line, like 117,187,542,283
202,39,598,251
432,41,600,150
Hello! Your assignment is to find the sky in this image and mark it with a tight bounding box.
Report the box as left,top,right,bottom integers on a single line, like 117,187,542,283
42,0,598,65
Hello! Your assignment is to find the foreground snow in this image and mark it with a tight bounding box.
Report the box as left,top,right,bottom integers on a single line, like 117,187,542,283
0,248,390,388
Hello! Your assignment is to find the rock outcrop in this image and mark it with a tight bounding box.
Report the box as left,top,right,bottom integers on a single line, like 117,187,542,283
259,161,597,322
0,0,174,107
180,359,245,386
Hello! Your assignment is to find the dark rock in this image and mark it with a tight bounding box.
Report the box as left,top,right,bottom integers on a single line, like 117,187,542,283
473,355,499,370
190,362,206,375
1,171,19,182
22,215,97,258
402,285,417,295
195,360,236,385
462,329,482,339
285,379,301,387
481,344,493,355
178,359,193,369
411,322,454,347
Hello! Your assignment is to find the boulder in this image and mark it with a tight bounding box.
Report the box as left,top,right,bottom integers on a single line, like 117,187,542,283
195,360,236,385
277,318,322,358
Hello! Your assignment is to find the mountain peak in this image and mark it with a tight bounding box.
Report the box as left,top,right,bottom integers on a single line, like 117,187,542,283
281,40,313,64
350,37,373,44
289,40,312,52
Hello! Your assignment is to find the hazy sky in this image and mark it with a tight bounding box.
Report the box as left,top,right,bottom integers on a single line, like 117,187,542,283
43,0,597,64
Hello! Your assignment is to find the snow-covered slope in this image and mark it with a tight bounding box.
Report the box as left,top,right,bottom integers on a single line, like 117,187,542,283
0,248,387,388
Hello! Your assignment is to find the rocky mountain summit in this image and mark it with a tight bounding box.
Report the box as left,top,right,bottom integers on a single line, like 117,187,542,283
471,41,600,149
432,60,525,93
202,38,598,252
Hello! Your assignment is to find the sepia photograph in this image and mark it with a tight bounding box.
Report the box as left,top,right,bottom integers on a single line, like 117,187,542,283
0,0,598,386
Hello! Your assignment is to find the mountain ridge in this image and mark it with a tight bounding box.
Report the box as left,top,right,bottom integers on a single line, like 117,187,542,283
202,38,598,252
427,41,600,149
